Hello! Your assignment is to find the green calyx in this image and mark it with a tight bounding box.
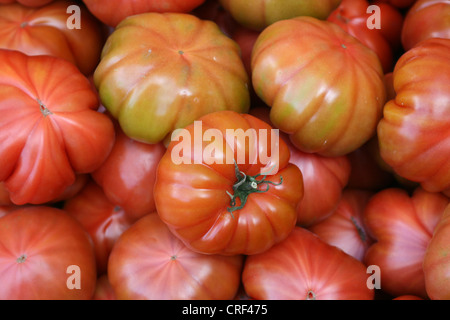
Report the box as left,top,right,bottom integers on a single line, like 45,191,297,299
226,162,282,218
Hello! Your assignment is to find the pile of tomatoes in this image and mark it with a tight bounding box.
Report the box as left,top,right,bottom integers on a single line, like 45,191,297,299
0,0,449,300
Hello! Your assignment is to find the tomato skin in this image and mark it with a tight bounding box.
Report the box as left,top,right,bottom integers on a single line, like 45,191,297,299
401,0,450,51
327,0,404,73
377,38,450,194
242,227,374,300
154,110,303,255
0,1,105,75
423,204,450,300
376,0,417,8
0,206,97,300
82,0,206,27
0,49,115,205
0,0,53,7
91,123,166,221
251,16,386,157
94,12,250,144
63,180,138,275
309,189,374,262
363,187,450,298
92,274,116,300
219,0,341,31
108,213,244,299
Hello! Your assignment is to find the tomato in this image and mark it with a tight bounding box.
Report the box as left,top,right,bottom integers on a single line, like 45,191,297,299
242,226,374,300
423,203,450,300
154,110,303,255
91,123,166,221
191,0,237,37
363,187,450,298
377,38,450,194
0,49,115,205
94,12,250,144
219,0,342,31
0,206,97,300
308,189,374,262
250,105,351,226
0,1,106,76
0,0,53,6
401,0,450,51
63,180,138,275
375,0,417,9
327,0,404,73
82,0,206,27
108,213,244,299
251,16,386,157
393,295,424,300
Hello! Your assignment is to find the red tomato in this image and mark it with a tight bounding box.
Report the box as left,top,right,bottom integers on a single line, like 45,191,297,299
242,227,374,300
63,180,138,275
108,213,244,299
0,49,115,205
327,0,404,73
309,189,375,262
377,38,450,194
94,12,250,144
219,0,342,30
401,0,450,51
91,123,166,221
393,295,424,300
0,1,105,75
0,0,53,6
375,0,417,8
92,274,116,300
251,16,386,157
154,110,303,255
0,206,97,299
363,187,450,298
423,203,450,300
82,0,206,27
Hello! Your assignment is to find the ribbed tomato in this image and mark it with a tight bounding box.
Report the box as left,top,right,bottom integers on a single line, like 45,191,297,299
0,1,105,75
423,203,450,300
363,187,450,298
0,206,97,300
401,0,450,51
0,49,115,205
108,213,244,299
94,12,250,144
154,110,303,255
242,227,374,300
251,16,386,156
82,0,206,27
219,0,341,31
377,38,450,195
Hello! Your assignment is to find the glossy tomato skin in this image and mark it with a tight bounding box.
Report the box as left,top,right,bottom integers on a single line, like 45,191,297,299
82,0,206,27
154,110,303,255
108,213,244,299
327,0,404,73
377,38,450,194
363,187,450,298
0,1,105,75
219,0,341,31
0,0,54,7
91,123,166,221
252,16,386,157
423,204,450,299
242,227,374,300
0,206,97,300
309,189,374,262
63,180,138,275
0,49,115,205
94,12,250,144
401,0,450,51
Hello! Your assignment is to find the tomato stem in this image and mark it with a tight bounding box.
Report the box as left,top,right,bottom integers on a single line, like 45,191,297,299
226,161,282,218
38,99,52,117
